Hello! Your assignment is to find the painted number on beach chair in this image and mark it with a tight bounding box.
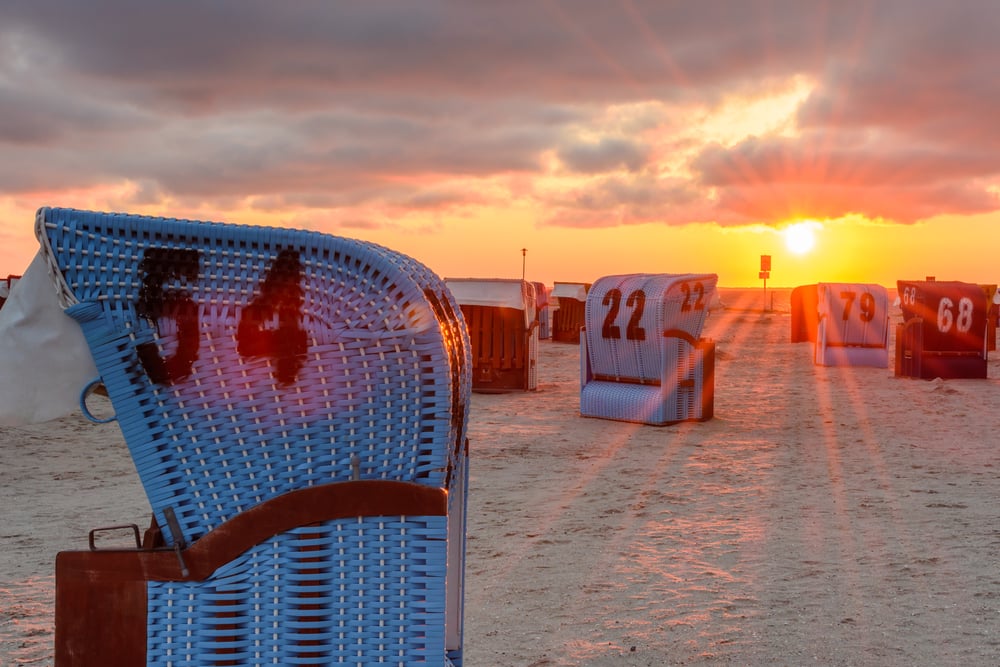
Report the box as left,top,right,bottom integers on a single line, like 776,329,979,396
937,296,974,334
601,288,646,340
136,248,201,384
680,281,706,312
839,290,876,322
599,280,706,341
236,249,308,384
136,247,307,386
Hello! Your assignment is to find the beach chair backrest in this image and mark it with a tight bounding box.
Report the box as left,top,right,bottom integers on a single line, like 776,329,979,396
36,207,471,547
551,281,590,343
897,280,987,354
817,282,889,347
445,278,537,391
585,273,718,383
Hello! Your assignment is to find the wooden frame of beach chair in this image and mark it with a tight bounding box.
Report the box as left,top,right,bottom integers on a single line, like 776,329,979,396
981,284,998,352
38,207,471,666
894,279,988,380
579,273,718,425
550,281,590,344
814,282,890,368
56,481,449,666
445,278,538,392
790,283,818,343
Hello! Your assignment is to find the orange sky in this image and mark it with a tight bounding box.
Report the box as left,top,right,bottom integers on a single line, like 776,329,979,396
4,200,994,289
1,3,998,288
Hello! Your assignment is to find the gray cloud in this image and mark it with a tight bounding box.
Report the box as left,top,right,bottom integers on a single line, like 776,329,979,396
1,1,999,228
557,137,649,174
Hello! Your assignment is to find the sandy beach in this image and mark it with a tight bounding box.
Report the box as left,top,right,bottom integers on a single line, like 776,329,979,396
2,297,1000,666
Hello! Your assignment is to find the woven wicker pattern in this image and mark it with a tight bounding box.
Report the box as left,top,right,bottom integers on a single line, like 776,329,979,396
147,515,448,666
38,207,469,665
37,207,468,541
580,273,717,425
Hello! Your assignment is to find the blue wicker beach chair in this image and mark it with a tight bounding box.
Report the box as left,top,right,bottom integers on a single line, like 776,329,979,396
895,279,988,379
580,273,717,425
813,282,890,367
40,207,470,666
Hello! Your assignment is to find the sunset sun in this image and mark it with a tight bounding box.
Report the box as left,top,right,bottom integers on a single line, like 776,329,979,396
784,221,820,255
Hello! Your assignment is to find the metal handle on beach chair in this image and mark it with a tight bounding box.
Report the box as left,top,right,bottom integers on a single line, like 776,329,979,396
79,377,116,424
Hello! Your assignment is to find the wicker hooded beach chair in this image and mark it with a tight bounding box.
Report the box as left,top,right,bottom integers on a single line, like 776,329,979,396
39,207,471,666
813,282,890,368
550,281,590,344
444,278,538,393
895,279,988,379
580,273,717,426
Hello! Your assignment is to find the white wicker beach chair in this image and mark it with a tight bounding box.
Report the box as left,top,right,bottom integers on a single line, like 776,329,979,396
580,273,717,425
814,282,890,367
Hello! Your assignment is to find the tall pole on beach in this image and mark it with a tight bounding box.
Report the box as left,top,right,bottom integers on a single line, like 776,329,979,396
521,248,527,280
759,254,771,312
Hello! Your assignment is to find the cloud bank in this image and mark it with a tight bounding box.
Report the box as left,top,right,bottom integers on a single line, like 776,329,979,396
1,0,998,230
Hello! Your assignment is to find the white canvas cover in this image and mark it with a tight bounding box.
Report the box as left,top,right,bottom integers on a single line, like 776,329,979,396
0,251,98,425
445,278,527,310
551,282,588,302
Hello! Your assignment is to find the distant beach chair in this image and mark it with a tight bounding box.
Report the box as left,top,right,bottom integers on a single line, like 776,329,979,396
40,207,471,666
445,277,538,392
0,273,20,310
895,279,988,379
531,281,551,340
550,281,590,343
580,273,718,425
813,282,890,367
981,284,998,351
790,283,818,343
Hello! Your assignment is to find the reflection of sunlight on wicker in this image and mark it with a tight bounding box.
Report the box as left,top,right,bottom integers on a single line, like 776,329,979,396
581,274,717,426
41,207,470,665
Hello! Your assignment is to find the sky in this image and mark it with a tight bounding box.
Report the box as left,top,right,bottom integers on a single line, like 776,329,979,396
1,1,999,288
